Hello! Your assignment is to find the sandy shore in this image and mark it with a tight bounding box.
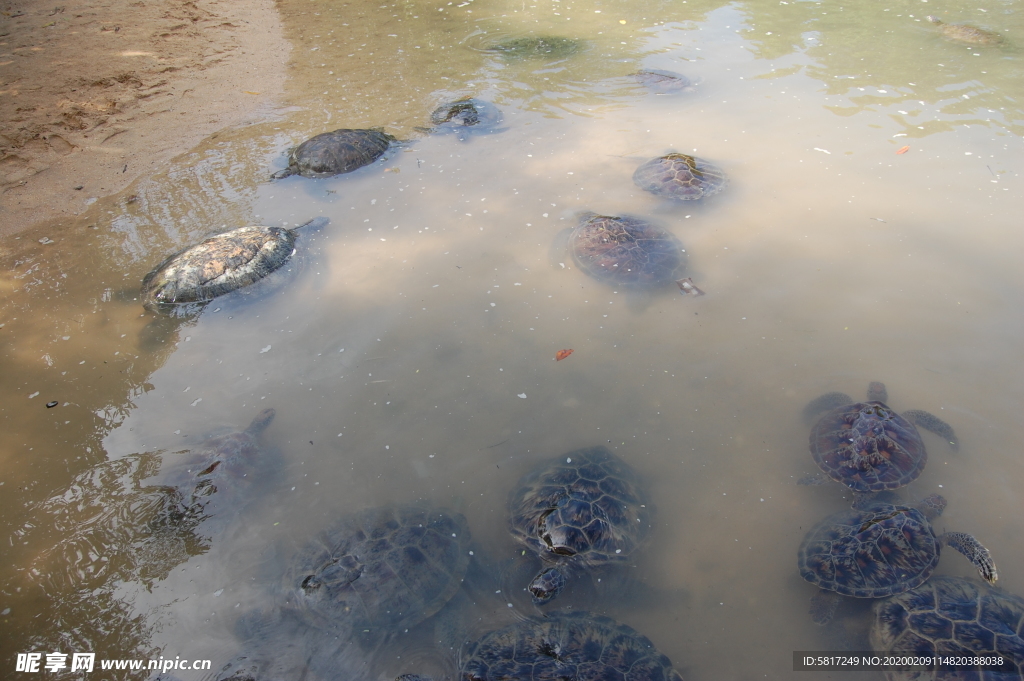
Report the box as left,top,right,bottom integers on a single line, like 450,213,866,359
0,0,289,236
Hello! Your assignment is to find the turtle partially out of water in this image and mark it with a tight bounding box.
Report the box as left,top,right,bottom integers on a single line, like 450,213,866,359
485,35,582,59
459,611,684,681
926,16,1003,45
508,446,651,605
564,212,685,288
427,98,505,140
633,153,728,200
630,69,693,94
271,128,397,179
798,494,997,625
800,382,959,493
872,576,1024,680
141,217,328,312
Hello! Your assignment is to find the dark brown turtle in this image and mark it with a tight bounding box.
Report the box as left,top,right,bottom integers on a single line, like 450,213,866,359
426,98,505,141
564,212,684,288
630,69,693,94
800,382,959,493
484,35,582,59
633,153,728,200
872,576,1024,680
508,446,651,605
271,128,397,179
141,217,328,312
799,494,997,625
926,16,1003,45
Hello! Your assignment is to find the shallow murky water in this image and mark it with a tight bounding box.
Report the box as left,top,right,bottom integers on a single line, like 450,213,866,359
2,0,1023,679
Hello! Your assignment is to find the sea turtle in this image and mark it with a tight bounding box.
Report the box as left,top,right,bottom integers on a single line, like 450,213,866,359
282,504,471,634
563,212,685,288
484,35,582,59
426,98,505,140
508,446,651,605
271,128,397,179
798,494,998,625
633,153,728,200
926,16,1003,45
458,611,684,681
871,576,1024,680
141,217,329,312
800,381,959,493
630,69,693,94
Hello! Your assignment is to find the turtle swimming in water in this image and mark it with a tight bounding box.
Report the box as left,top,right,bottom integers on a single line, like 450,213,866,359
562,212,685,288
484,35,582,60
633,153,728,200
798,494,997,625
141,217,328,312
800,381,959,493
871,576,1024,680
271,128,398,179
426,98,505,140
630,69,693,94
508,446,651,605
926,15,1003,45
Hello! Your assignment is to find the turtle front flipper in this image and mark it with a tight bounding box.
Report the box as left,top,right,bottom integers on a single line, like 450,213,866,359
529,565,568,604
270,166,297,180
797,472,829,486
902,409,959,452
245,408,276,435
941,532,998,584
802,392,854,424
810,589,843,625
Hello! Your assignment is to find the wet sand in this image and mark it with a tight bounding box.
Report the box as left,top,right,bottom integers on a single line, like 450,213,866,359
0,0,289,236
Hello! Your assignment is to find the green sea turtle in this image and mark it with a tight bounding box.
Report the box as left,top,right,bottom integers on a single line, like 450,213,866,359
633,153,728,200
926,16,1003,45
630,69,693,94
271,128,397,179
798,494,997,625
800,381,959,493
561,212,685,288
872,576,1024,680
485,35,582,59
508,446,651,605
141,217,328,312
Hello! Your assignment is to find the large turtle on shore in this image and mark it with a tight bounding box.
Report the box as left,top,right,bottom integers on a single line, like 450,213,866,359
800,381,959,493
141,217,328,312
798,494,997,625
271,128,397,179
563,212,685,288
871,576,1024,680
633,153,728,200
926,16,1003,45
508,446,651,605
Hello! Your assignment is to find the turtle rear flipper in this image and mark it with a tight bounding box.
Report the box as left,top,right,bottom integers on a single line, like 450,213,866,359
901,409,959,452
801,392,854,424
941,532,998,584
810,589,843,625
270,166,296,180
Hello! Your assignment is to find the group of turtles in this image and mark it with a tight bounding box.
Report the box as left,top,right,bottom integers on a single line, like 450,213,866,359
794,382,1023,678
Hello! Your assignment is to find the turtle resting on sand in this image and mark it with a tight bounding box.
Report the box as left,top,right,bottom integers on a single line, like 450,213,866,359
633,153,728,200
141,217,328,312
926,16,1003,45
798,493,997,625
799,381,959,493
271,128,397,179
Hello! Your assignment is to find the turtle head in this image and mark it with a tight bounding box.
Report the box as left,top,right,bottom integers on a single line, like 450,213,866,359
867,381,889,403
926,15,943,25
916,493,947,519
528,566,567,604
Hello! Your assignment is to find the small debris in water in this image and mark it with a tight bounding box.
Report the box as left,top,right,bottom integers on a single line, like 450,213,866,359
39,237,54,245
260,345,272,353
675,278,705,296
46,401,58,408
518,393,527,399
74,185,83,190
555,349,574,361
28,392,39,399
896,145,910,154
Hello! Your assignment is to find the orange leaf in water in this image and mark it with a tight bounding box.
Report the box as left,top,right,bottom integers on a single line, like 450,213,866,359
896,145,910,155
555,349,574,361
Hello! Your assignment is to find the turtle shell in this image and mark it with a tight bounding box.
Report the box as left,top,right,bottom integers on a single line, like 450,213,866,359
141,226,296,311
568,212,684,287
809,401,927,492
633,153,728,200
631,69,692,93
429,98,503,135
462,611,683,681
927,16,1003,45
871,576,1024,680
509,446,650,569
485,35,582,59
798,500,941,599
283,128,396,178
283,505,471,633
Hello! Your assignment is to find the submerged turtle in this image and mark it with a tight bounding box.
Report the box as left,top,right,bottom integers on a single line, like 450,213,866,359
630,69,693,94
283,505,471,634
508,446,651,605
427,98,505,140
799,494,997,625
271,128,397,179
141,217,328,312
484,35,582,59
633,153,728,200
926,16,1003,45
459,611,684,681
563,212,685,288
800,381,959,493
872,576,1024,680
